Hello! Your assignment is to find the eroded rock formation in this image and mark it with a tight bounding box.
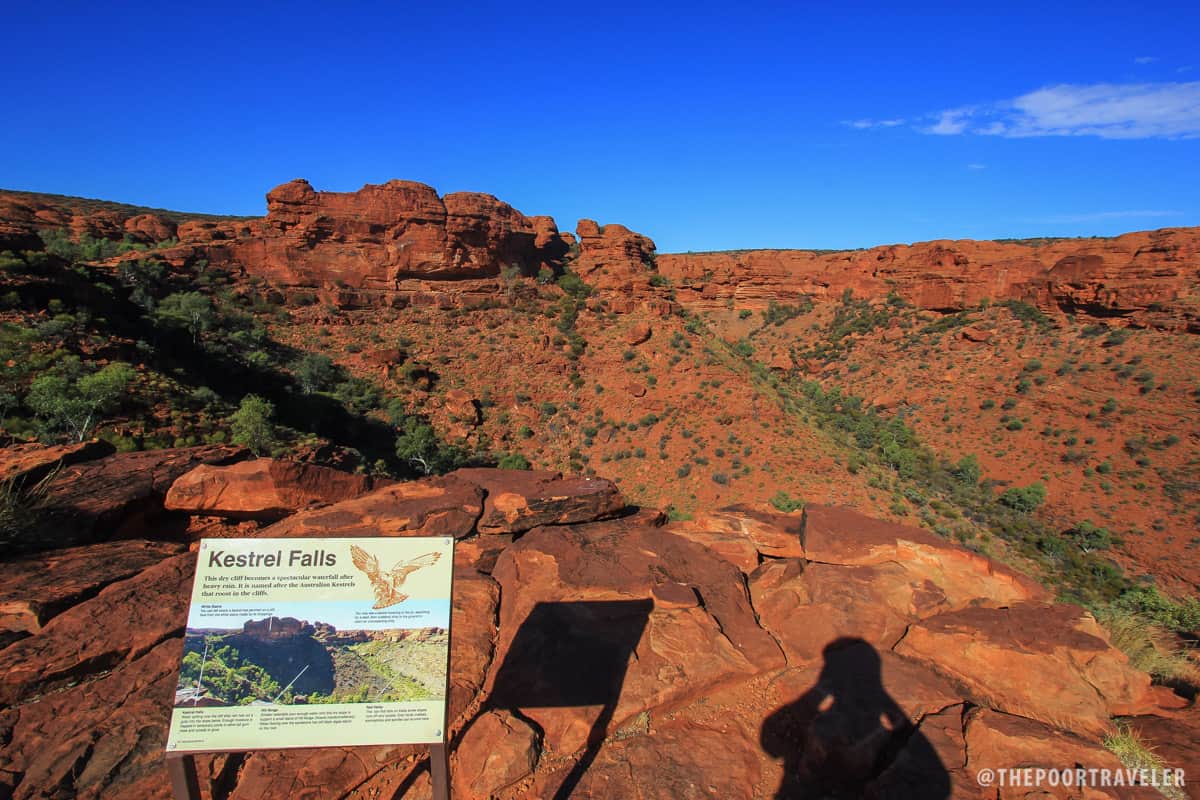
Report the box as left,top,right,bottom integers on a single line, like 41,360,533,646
4,183,1197,326
657,229,1200,329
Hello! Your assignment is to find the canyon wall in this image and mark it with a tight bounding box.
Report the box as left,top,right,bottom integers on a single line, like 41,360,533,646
657,230,1200,329
3,182,1198,326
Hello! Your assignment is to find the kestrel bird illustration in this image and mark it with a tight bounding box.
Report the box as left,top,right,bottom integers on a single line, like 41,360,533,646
350,546,442,609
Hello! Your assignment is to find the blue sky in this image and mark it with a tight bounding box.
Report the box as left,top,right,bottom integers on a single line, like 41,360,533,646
2,1,1198,252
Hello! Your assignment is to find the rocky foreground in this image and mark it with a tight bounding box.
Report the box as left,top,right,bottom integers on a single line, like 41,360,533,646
0,444,1196,799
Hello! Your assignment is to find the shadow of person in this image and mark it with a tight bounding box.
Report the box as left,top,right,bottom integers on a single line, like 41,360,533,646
761,637,950,799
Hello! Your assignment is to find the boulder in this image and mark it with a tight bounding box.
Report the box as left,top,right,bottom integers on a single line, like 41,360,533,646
574,219,658,292
895,603,1183,739
0,552,194,706
262,473,485,539
453,468,625,534
801,504,1049,606
442,389,480,430
624,323,652,346
485,518,784,756
961,325,993,343
164,458,376,520
0,638,181,800
452,710,539,798
0,440,114,485
0,540,184,640
964,708,1162,799
36,445,247,543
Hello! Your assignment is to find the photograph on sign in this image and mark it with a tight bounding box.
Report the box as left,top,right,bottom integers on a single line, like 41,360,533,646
166,537,453,753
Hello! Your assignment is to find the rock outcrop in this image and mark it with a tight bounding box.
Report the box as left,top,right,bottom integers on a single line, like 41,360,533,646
657,228,1200,329
5,184,1195,326
212,179,566,290
0,445,1192,799
163,458,378,520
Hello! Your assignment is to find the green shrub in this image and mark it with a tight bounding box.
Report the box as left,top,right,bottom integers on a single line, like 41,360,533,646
769,491,804,512
999,482,1046,512
496,453,531,470
953,455,981,486
229,395,277,455
295,353,338,394
26,362,135,442
1002,299,1051,330
1103,328,1130,347
762,299,812,326
1068,520,1112,552
394,416,468,475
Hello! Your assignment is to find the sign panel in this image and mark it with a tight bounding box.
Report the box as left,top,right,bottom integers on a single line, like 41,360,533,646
166,536,453,753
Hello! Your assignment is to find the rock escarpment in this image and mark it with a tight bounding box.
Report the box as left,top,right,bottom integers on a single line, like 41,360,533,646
4,183,1197,326
216,179,569,287
0,443,1191,799
657,229,1200,330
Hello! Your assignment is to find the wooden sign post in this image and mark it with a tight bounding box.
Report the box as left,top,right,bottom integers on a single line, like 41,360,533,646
164,537,455,799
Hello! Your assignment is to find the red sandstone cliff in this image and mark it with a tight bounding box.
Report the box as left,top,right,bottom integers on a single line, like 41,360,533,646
657,230,1200,329
2,182,1197,326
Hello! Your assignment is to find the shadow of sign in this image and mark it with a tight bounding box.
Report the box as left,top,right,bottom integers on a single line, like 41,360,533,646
487,599,653,799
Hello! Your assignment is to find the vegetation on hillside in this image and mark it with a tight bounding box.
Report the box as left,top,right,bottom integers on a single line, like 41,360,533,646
0,231,495,477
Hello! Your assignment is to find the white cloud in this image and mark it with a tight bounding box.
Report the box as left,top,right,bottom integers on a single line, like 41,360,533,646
1028,209,1184,224
1133,56,1159,65
843,118,905,129
967,163,987,170
928,109,972,135
850,82,1200,140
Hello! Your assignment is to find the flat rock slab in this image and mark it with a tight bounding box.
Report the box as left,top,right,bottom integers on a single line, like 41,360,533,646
1128,707,1200,800
895,602,1176,740
38,445,246,543
761,641,963,797
0,552,194,706
529,715,765,800
664,504,804,568
453,710,539,799
866,704,970,799
262,474,484,539
486,518,784,756
224,745,421,800
0,539,184,637
802,504,1050,604
452,468,625,534
0,440,114,485
164,458,376,519
750,559,957,662
964,708,1162,799
0,638,180,800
